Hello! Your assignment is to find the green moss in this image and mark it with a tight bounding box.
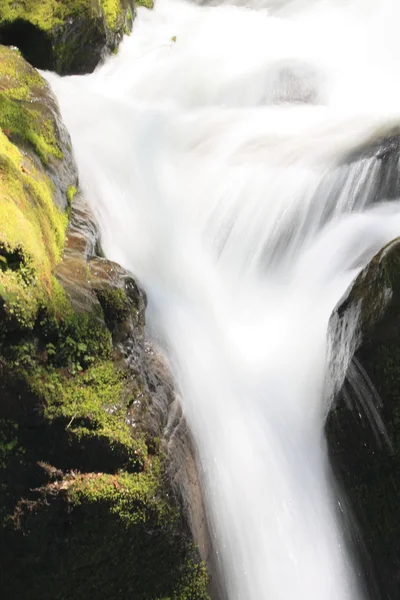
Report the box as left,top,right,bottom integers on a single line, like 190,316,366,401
1,276,143,470
0,0,132,32
37,362,146,471
0,0,94,32
124,5,133,34
0,47,63,164
170,560,210,600
100,0,123,30
1,456,210,599
68,460,171,522
0,310,210,599
0,46,45,100
0,0,131,37
96,286,132,328
66,184,78,206
0,2,137,75
0,94,63,164
0,279,210,597
0,329,210,598
0,129,67,331
63,468,209,600
135,0,155,8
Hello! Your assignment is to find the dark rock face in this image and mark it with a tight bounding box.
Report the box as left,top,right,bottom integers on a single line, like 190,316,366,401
0,0,135,76
328,238,400,598
325,133,400,600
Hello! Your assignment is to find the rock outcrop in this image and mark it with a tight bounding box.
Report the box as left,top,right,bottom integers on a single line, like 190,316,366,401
0,0,138,75
0,45,209,600
328,236,400,599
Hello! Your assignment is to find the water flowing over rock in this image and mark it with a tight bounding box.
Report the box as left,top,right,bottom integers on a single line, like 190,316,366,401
3,0,400,599
46,0,400,598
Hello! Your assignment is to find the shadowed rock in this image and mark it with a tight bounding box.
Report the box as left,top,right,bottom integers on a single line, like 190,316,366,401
0,0,135,75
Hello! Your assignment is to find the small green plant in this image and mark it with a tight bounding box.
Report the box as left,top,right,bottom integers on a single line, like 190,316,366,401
66,185,77,206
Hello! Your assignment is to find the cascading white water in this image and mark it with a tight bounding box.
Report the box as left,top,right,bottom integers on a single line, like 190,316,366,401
46,0,400,597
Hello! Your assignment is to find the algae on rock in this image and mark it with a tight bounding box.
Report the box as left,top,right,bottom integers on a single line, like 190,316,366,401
0,45,77,330
0,0,136,75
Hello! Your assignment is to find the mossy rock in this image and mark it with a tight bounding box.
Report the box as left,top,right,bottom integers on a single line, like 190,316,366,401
328,239,400,599
0,56,209,593
0,464,209,600
0,257,210,599
0,0,136,75
0,46,77,197
0,46,78,331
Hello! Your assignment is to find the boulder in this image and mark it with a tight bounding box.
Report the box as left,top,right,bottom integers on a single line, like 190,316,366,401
328,238,400,599
0,0,136,75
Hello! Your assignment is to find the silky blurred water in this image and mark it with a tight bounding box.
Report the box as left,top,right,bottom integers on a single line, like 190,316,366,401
47,0,400,597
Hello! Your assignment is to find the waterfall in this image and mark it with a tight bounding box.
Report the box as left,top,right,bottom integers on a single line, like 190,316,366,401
46,0,400,597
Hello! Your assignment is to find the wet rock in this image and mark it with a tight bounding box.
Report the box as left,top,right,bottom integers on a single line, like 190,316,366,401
271,62,322,105
344,132,400,204
328,238,400,599
165,398,224,600
256,60,323,106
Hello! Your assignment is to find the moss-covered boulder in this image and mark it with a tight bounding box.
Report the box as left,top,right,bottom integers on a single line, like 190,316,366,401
1,466,209,600
0,45,77,330
328,239,400,599
0,48,209,599
0,0,135,75
0,195,210,598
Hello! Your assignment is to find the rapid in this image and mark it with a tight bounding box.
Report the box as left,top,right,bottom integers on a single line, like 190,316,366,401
46,0,400,597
